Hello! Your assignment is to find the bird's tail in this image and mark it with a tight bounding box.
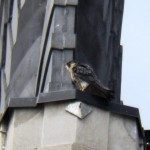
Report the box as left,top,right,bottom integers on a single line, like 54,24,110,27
93,83,115,100
103,89,114,100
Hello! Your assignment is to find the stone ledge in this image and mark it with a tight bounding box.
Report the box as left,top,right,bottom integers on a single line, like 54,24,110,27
37,90,76,103
54,0,78,6
34,143,96,150
8,97,37,107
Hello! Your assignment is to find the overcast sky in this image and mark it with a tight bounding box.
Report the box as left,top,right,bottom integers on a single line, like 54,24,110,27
121,0,150,129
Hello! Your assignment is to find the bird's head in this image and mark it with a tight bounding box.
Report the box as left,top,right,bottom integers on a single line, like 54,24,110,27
66,60,77,70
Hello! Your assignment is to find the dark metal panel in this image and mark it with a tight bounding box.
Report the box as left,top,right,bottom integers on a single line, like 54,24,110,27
75,0,124,102
145,130,150,150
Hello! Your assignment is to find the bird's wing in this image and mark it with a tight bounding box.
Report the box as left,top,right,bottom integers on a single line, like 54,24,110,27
73,64,114,99
73,64,96,83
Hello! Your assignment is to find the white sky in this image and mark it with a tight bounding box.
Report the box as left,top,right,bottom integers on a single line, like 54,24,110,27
121,0,150,129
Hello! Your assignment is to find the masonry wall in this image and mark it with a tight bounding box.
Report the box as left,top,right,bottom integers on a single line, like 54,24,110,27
0,0,144,150
2,103,143,150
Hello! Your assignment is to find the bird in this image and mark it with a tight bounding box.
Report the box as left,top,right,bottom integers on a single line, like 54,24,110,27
65,60,114,100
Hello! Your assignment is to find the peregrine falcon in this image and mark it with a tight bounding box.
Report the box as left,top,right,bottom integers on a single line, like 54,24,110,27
65,60,114,100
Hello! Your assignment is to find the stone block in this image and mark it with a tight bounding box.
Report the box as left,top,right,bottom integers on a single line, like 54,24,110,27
4,103,142,150
11,0,19,44
8,37,41,98
17,0,46,36
36,144,72,150
61,50,73,86
5,114,15,150
41,102,78,147
0,36,2,68
37,6,75,93
54,0,78,6
39,0,54,55
108,114,139,150
41,102,110,150
51,33,76,49
4,23,13,86
67,0,78,5
35,0,55,93
49,50,63,90
0,122,7,150
0,6,6,68
0,69,7,114
76,107,110,150
37,90,76,104
64,33,76,48
11,1,46,76
8,97,37,107
40,103,141,150
54,7,75,33
51,33,64,49
3,0,11,24
33,143,97,150
46,50,73,92
5,107,44,150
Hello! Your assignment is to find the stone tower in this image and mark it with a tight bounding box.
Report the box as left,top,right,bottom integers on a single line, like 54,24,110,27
0,0,147,150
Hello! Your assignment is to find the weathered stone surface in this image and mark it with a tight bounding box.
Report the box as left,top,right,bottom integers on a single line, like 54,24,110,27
0,4,6,68
54,7,75,33
11,0,19,44
0,69,7,114
0,122,7,150
17,0,46,37
7,37,42,98
37,6,75,93
0,1,143,150
41,103,109,150
42,102,77,147
11,0,46,76
8,97,37,107
5,107,44,150
5,114,15,150
48,50,73,92
54,0,78,6
51,33,76,49
0,36,2,68
36,144,73,150
108,114,139,150
4,103,141,150
4,23,13,86
37,90,75,103
32,143,99,150
76,107,110,150
0,1,5,34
